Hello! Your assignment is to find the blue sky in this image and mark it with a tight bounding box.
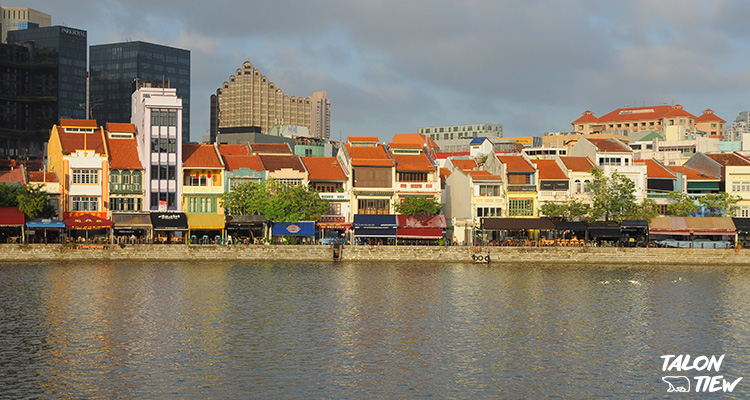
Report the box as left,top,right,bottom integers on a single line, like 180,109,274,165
21,0,750,143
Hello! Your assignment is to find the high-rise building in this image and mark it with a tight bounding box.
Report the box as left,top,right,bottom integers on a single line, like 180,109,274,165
0,41,57,158
213,61,331,141
7,25,87,121
726,112,750,142
0,6,50,43
90,41,191,142
131,86,183,211
418,123,503,152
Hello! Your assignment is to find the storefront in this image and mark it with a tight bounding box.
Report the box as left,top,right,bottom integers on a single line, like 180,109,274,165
649,216,735,248
25,218,65,243
586,222,622,246
353,214,397,245
317,216,351,245
150,212,188,244
225,214,268,244
396,214,446,245
64,213,113,243
111,212,153,244
480,217,556,246
0,207,25,243
187,214,226,244
271,221,316,244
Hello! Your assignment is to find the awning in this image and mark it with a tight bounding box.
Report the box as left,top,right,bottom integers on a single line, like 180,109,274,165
317,222,352,229
397,228,443,239
26,218,65,228
353,214,397,228
552,221,587,231
649,217,735,236
396,215,445,238
64,213,113,229
587,227,622,238
272,221,315,236
481,217,555,230
354,228,397,237
112,213,152,228
226,214,268,226
151,212,188,230
620,220,649,228
0,207,25,226
187,214,225,230
732,218,750,232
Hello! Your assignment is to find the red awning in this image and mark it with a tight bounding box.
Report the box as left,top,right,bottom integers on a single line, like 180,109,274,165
317,222,352,229
396,214,447,228
397,227,443,239
0,207,25,226
65,213,114,229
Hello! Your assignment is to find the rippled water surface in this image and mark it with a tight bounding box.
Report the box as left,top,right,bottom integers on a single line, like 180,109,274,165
2,261,750,399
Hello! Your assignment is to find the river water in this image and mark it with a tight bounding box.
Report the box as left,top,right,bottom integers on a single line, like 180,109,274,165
1,261,749,399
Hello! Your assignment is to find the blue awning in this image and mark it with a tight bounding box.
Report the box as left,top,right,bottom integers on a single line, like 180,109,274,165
26,218,66,228
354,228,397,237
353,214,397,228
272,222,315,236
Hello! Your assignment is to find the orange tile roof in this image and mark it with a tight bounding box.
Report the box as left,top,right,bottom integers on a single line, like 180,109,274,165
497,155,535,172
218,144,251,156
696,109,726,123
60,119,98,128
250,143,291,154
706,152,750,166
560,156,596,172
389,142,424,149
468,170,503,181
662,104,697,119
586,138,631,153
450,159,478,171
572,110,600,124
58,129,106,155
106,136,143,170
348,136,379,143
532,159,567,180
0,169,25,184
668,165,718,181
222,155,264,172
28,171,58,183
182,144,223,168
638,159,675,179
258,154,305,172
390,133,429,149
302,157,347,181
439,168,451,179
345,143,394,167
596,104,696,123
105,122,136,133
392,153,435,172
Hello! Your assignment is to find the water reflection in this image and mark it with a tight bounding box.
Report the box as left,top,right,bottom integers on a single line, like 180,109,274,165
0,262,749,398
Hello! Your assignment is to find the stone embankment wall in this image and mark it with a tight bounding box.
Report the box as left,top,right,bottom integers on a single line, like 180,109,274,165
0,244,749,265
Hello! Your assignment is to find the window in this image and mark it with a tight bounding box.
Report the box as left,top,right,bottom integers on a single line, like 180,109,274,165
72,169,99,184
478,185,501,196
507,174,531,185
328,202,342,215
575,180,582,193
71,196,98,211
111,197,142,211
732,181,750,192
276,178,301,186
358,199,390,214
230,177,261,189
476,207,502,217
186,175,208,186
737,207,750,218
187,197,217,213
398,172,427,182
508,199,533,217
312,182,343,193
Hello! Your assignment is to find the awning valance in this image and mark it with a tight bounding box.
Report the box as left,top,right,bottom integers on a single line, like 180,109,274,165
0,207,25,226
354,227,397,237
151,212,188,230
26,218,65,228
65,213,113,229
397,228,442,239
732,218,750,232
187,214,225,230
272,222,315,236
112,213,152,228
353,214,397,228
317,222,352,229
481,217,555,230
225,214,268,226
396,214,447,229
552,221,587,231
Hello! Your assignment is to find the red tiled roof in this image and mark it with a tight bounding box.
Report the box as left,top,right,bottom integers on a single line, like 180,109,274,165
258,154,305,172
218,144,251,156
596,104,696,123
497,155,535,172
586,138,631,153
696,109,726,123
440,168,451,179
106,136,143,170
560,156,596,172
0,169,25,184
435,151,470,159
392,153,435,172
662,104,696,119
222,155,264,172
668,165,718,181
390,133,429,149
468,170,503,181
450,159,478,171
706,152,750,166
105,122,136,133
638,159,676,179
250,143,292,154
348,136,379,143
58,129,107,155
345,143,394,167
60,119,97,128
302,157,347,181
532,159,567,180
572,110,599,124
182,144,223,168
28,171,58,183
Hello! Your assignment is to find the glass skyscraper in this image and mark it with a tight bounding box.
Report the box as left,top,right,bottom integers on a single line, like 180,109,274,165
89,41,191,143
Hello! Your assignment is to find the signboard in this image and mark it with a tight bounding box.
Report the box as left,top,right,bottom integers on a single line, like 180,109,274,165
271,222,315,236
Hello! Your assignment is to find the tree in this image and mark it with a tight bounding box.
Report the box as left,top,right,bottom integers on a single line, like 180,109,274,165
220,179,330,222
698,192,741,217
220,181,269,215
16,184,56,220
0,183,22,207
666,191,699,216
393,196,442,215
587,168,655,222
540,199,591,221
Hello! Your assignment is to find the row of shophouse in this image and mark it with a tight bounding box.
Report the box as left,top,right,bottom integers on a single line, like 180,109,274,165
4,116,750,245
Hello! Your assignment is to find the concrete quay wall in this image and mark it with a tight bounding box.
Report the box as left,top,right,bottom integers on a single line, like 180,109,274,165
0,244,749,266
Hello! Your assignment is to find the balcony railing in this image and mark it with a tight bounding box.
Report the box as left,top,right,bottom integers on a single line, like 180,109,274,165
507,184,537,192
319,192,348,201
396,182,437,191
110,183,142,193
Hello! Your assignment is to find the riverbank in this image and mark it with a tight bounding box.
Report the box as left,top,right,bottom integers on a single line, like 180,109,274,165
1,244,749,265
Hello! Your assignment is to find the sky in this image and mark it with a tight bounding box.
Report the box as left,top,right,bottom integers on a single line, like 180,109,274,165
20,0,750,143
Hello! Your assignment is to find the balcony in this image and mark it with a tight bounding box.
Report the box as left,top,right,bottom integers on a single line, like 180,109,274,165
396,182,439,192
110,183,142,194
182,185,224,195
538,190,569,202
319,192,348,201
507,184,537,192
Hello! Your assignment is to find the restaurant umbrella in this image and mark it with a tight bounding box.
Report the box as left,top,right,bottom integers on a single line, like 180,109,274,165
64,213,113,241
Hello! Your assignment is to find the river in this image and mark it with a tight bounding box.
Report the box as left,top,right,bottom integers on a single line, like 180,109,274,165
1,261,749,399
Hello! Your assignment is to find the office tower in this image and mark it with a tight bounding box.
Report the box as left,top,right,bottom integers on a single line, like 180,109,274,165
90,41,190,142
213,60,331,139
131,86,183,211
7,26,87,121
418,123,503,152
0,41,57,158
0,6,50,43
